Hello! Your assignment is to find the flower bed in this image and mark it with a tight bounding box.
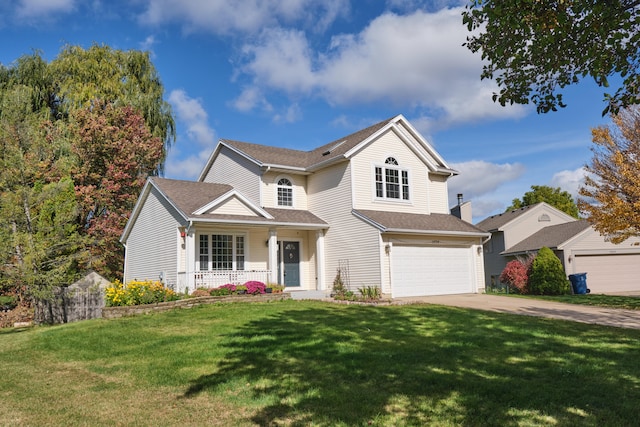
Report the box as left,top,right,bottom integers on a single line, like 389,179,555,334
102,292,291,319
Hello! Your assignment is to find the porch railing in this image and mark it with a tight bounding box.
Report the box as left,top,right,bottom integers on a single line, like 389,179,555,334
177,270,272,292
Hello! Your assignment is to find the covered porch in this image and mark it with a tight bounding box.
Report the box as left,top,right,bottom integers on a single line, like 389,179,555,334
175,223,328,294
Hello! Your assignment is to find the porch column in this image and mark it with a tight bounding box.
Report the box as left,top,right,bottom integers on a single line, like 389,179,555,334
316,229,326,290
185,230,196,293
267,228,278,284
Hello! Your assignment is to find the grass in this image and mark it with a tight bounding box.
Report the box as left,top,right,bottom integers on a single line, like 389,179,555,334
1,300,640,426
501,293,640,310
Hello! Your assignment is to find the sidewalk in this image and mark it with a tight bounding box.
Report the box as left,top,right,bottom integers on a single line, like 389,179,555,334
392,293,640,330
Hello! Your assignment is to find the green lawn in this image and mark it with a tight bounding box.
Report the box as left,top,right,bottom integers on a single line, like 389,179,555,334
1,300,639,426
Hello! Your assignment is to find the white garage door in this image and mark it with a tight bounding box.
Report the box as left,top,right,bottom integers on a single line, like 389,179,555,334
573,254,640,294
391,245,474,298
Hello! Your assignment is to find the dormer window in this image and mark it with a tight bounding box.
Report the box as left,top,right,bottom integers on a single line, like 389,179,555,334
277,177,293,207
375,157,409,201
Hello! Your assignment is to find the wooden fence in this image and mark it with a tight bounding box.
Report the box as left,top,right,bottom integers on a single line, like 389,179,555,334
35,285,106,324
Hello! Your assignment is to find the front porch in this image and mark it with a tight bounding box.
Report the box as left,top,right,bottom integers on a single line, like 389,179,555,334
174,225,327,295
177,269,272,290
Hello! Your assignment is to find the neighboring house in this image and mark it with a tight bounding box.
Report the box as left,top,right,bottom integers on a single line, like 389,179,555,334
477,203,640,294
121,114,489,297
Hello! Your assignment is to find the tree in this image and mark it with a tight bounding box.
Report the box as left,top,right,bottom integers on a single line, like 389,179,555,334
0,45,174,300
506,185,579,218
463,1,640,115
528,247,570,295
578,107,640,243
49,44,175,172
69,101,164,279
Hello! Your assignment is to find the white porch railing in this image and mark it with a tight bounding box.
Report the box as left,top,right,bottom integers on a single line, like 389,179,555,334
177,270,272,293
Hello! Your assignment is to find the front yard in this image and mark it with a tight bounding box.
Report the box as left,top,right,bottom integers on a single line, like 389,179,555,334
1,300,639,426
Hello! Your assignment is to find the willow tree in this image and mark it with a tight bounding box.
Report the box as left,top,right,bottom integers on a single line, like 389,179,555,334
50,44,175,171
579,107,640,243
0,45,175,299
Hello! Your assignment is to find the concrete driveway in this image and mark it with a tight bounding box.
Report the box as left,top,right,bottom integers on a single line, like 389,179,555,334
392,293,640,330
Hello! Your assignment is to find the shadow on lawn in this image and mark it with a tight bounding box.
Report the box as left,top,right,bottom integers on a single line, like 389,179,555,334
182,303,640,425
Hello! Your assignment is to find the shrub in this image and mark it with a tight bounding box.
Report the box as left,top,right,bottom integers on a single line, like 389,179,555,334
209,287,231,296
219,283,237,293
528,247,571,295
331,270,356,300
358,285,381,301
499,260,529,294
269,284,285,293
244,281,266,294
105,280,179,307
190,288,211,298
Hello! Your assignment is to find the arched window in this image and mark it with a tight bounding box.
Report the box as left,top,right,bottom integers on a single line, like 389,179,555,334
277,178,293,207
375,157,409,200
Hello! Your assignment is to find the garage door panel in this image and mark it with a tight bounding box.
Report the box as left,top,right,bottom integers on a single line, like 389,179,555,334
392,246,473,298
573,254,640,294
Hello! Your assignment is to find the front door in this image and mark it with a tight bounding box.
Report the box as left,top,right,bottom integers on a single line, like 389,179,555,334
281,241,300,287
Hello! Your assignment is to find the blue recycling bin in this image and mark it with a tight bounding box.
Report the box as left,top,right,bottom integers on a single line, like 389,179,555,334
568,273,588,294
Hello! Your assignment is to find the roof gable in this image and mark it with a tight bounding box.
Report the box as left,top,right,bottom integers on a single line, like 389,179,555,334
197,114,456,177
193,190,273,219
476,202,575,232
502,220,591,254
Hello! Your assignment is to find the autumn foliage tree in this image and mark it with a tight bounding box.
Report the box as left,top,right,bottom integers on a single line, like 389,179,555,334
0,45,174,301
69,102,164,279
579,107,640,243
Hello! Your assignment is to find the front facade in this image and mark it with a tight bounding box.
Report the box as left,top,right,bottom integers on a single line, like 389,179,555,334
478,203,640,294
122,115,489,297
477,203,575,288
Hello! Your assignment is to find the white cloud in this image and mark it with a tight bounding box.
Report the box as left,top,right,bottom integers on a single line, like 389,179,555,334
550,167,588,200
166,89,217,179
16,0,75,20
236,8,526,129
168,89,216,147
448,160,526,199
138,0,349,34
448,160,526,220
139,35,156,54
231,86,273,113
273,103,303,124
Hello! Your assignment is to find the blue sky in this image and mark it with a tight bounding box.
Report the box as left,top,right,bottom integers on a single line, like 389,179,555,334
0,0,611,222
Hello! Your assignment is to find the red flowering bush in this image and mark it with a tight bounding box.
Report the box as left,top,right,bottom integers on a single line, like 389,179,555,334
499,259,529,294
244,281,266,294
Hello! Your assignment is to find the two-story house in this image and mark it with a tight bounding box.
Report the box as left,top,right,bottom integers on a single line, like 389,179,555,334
121,114,489,298
477,202,640,294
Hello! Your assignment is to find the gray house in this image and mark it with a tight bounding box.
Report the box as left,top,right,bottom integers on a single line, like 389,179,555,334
477,203,640,294
121,115,489,297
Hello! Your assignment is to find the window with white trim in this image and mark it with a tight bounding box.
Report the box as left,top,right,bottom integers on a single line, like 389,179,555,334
199,234,245,271
277,178,293,207
375,157,409,200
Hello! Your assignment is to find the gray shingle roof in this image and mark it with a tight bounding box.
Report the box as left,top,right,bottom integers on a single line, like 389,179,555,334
475,203,541,231
354,209,489,235
221,116,394,169
151,177,327,227
153,177,233,215
503,219,592,254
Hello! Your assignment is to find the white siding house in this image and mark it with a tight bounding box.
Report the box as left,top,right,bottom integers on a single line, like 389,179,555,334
122,114,489,297
478,203,640,294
